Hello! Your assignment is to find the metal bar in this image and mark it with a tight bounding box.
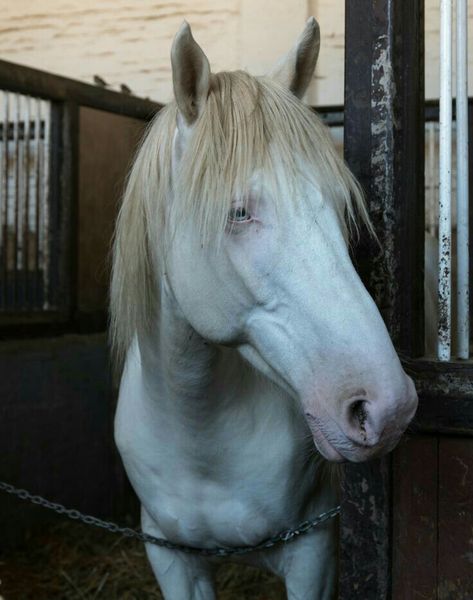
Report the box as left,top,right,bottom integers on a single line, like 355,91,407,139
0,59,159,121
469,101,473,350
12,93,20,306
34,98,41,307
23,96,31,307
47,102,62,312
456,0,470,359
0,97,3,259
315,98,473,126
438,0,453,361
41,101,51,309
17,95,26,308
0,92,8,308
427,122,437,236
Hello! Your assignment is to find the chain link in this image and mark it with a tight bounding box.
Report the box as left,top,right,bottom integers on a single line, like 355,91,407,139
0,480,340,557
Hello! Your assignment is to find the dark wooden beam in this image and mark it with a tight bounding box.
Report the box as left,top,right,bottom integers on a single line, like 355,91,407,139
413,395,473,435
0,60,161,121
313,98,473,126
402,359,473,435
340,1,425,598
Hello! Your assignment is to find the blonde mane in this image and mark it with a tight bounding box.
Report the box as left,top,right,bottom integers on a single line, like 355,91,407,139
110,70,371,362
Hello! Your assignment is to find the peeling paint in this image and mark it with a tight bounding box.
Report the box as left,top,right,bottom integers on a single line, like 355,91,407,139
368,32,401,343
454,456,470,486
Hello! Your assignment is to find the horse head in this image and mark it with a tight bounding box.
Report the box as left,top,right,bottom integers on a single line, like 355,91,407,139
113,19,418,463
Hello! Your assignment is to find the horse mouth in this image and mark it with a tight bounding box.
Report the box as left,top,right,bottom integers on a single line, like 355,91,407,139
305,411,404,463
308,419,347,463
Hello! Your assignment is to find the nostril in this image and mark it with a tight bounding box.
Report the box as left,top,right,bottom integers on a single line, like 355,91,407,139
348,399,370,443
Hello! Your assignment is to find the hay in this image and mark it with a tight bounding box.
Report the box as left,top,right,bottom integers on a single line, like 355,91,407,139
0,521,286,599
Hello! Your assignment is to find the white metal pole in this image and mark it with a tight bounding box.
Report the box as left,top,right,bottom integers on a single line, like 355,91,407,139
428,122,436,235
456,0,470,359
438,0,453,361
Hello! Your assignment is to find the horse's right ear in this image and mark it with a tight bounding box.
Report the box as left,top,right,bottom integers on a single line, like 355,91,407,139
268,17,320,99
171,22,211,126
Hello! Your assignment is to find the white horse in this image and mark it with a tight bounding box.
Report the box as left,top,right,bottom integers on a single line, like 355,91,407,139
111,19,418,599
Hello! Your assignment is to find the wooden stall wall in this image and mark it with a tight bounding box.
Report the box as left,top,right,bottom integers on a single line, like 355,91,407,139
0,62,154,547
77,108,146,329
0,334,116,547
393,436,473,600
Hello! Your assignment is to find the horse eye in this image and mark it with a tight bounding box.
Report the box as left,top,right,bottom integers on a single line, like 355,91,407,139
229,207,251,222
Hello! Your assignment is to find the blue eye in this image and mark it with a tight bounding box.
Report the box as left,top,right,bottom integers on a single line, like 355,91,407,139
229,207,251,222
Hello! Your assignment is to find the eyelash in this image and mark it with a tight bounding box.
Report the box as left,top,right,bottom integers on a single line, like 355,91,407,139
228,207,252,223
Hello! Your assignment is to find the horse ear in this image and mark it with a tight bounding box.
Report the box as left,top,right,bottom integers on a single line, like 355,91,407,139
268,17,320,99
171,22,211,125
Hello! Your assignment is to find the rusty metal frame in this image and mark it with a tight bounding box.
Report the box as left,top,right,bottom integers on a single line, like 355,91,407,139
0,60,160,121
340,1,425,598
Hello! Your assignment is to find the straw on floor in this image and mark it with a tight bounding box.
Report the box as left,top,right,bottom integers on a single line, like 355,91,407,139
0,521,286,599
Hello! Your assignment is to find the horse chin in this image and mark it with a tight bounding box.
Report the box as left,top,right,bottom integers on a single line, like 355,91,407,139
308,415,403,463
313,429,402,464
311,425,347,463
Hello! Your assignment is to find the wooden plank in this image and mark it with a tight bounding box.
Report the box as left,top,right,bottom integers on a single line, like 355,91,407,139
392,436,438,600
0,59,160,121
438,437,473,599
341,1,424,598
77,107,146,324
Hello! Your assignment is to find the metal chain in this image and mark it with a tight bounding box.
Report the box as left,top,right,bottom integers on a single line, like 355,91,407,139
0,480,340,557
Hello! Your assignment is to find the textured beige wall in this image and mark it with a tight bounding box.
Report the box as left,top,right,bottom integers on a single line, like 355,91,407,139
0,0,472,106
0,0,310,102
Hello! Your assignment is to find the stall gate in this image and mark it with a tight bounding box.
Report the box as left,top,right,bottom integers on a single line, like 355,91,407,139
341,1,473,599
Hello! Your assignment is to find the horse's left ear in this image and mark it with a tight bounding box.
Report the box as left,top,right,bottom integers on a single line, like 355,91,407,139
268,17,320,99
171,21,211,125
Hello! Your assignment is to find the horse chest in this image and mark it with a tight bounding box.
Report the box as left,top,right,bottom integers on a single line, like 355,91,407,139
116,359,316,547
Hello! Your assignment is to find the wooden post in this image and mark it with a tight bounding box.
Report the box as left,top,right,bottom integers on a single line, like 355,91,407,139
340,1,424,598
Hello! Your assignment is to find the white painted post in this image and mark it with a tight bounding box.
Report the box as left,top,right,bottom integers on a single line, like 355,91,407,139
456,0,470,359
438,0,453,361
427,122,437,235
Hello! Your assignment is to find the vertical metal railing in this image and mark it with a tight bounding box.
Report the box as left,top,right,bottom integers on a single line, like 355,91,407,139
0,92,9,308
33,97,42,307
42,99,51,309
0,92,53,312
327,105,470,361
426,122,439,237
438,0,453,361
456,0,470,359
438,0,470,361
23,95,31,306
13,93,20,306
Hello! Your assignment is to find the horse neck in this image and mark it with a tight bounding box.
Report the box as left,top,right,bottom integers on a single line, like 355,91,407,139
134,281,328,487
138,280,253,426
